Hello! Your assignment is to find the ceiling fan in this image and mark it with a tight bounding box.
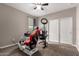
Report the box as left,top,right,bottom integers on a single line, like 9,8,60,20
33,3,48,10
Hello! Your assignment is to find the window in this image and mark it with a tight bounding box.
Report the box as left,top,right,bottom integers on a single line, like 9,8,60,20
28,17,33,32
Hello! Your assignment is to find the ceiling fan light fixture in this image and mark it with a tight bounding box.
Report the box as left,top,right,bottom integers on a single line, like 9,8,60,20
36,5,41,10
33,3,47,10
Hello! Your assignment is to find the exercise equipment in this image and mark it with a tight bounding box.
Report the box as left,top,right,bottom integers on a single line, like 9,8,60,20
18,18,48,55
39,18,48,48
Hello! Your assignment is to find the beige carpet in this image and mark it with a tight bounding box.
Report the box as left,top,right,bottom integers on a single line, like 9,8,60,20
0,43,79,56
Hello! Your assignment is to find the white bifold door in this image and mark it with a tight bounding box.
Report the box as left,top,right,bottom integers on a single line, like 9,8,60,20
60,17,73,44
49,19,59,42
49,17,73,44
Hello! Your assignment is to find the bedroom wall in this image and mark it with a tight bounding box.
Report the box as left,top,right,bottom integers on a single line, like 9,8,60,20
76,4,79,46
0,4,33,47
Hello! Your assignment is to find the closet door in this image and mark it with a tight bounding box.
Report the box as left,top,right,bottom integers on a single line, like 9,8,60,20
60,17,73,44
49,19,59,42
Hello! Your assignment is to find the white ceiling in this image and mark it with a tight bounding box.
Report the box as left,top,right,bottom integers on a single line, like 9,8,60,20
5,3,78,17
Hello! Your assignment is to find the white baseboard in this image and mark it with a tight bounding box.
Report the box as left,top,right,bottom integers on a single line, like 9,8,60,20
0,41,79,52
47,41,60,44
0,43,18,49
73,45,79,52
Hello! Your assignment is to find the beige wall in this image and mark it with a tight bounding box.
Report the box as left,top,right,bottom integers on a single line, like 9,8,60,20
76,5,79,45
0,4,32,47
38,7,76,44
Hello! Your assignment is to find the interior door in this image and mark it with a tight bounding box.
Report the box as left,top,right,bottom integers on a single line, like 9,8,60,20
60,17,73,44
49,19,59,42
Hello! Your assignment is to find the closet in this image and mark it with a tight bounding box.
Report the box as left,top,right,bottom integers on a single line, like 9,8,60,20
49,17,73,45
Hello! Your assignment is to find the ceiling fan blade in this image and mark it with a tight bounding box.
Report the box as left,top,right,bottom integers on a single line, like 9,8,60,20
41,7,44,10
34,7,37,9
42,3,48,6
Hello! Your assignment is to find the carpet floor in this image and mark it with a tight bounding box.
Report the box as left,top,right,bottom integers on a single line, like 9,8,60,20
0,43,79,56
